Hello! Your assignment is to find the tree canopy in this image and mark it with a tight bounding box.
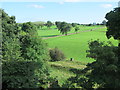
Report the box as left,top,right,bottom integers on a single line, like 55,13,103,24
2,9,50,88
55,21,72,35
46,21,53,28
105,7,120,41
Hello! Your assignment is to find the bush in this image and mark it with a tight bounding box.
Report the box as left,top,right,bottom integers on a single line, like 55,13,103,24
49,47,65,61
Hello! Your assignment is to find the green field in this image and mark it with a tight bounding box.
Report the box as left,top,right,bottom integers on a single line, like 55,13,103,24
38,25,118,63
37,25,118,85
38,25,102,38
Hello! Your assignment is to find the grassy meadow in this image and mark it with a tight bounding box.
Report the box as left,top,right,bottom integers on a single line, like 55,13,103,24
38,25,118,63
37,25,118,85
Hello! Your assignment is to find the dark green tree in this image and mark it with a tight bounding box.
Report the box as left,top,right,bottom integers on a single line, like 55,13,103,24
75,26,80,33
46,21,52,28
2,9,50,88
105,7,120,66
58,22,72,35
105,7,120,44
55,21,61,30
61,23,72,35
71,23,77,27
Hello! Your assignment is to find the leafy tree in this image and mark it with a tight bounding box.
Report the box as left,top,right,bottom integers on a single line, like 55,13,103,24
105,7,120,66
55,21,72,35
72,23,77,27
102,20,107,25
105,7,120,46
60,22,72,35
55,21,61,30
46,21,53,28
75,26,80,33
2,9,50,88
2,8,21,62
61,23,72,35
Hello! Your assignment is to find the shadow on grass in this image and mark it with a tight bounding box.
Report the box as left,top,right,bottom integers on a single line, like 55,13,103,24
41,35,58,37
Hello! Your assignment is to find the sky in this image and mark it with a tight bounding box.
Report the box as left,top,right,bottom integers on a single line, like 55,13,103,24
1,0,120,24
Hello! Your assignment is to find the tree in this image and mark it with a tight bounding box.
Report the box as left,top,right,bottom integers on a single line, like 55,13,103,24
55,21,61,30
61,23,72,35
2,9,50,88
71,23,77,27
102,20,107,25
46,21,52,28
55,21,72,35
105,7,120,66
58,22,72,35
105,7,120,46
75,26,80,33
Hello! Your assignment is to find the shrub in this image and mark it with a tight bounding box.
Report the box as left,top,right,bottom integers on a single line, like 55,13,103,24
49,47,65,61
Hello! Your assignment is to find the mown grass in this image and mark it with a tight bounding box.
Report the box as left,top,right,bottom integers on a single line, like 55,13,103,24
44,27,117,63
37,25,102,38
38,25,118,63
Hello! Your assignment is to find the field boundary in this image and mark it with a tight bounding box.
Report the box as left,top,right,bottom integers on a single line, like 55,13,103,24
42,27,105,40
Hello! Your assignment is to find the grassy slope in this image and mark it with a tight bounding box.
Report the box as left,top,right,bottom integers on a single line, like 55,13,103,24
38,25,118,86
43,27,117,63
38,25,102,37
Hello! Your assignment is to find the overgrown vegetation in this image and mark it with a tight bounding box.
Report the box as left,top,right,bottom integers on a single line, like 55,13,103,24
49,47,65,61
2,9,50,88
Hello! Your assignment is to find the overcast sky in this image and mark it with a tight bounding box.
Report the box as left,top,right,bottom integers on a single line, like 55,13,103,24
1,0,119,24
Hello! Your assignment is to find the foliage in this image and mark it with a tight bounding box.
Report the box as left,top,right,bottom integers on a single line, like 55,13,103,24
55,21,72,35
75,26,80,33
71,23,77,27
102,20,106,25
2,9,50,88
55,21,61,30
21,22,37,34
105,7,120,40
65,40,120,88
49,47,65,61
46,21,53,28
2,60,43,88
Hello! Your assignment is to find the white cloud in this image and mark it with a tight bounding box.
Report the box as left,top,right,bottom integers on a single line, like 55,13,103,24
101,4,113,8
30,4,44,8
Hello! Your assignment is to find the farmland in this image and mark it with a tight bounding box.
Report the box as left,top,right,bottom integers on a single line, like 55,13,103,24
38,25,118,63
37,25,118,86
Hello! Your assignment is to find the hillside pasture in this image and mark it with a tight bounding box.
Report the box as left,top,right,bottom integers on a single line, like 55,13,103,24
38,25,118,63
